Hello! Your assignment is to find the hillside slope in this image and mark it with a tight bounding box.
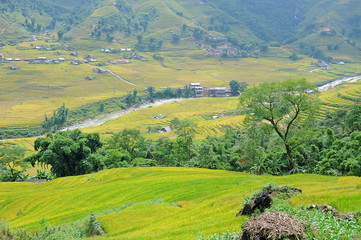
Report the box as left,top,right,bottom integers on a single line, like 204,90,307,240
0,167,360,239
1,0,360,59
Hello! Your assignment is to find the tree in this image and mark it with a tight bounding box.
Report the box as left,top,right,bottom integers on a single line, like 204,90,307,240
345,104,361,132
147,86,155,102
229,80,241,96
171,33,180,44
57,30,64,40
42,104,68,132
105,129,147,159
0,142,27,181
239,78,319,170
25,130,102,177
230,80,248,96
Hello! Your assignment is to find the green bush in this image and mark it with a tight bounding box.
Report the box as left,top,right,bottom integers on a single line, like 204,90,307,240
132,158,157,167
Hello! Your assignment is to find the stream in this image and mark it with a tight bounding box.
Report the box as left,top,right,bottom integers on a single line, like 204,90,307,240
2,75,361,140
63,75,361,131
317,75,361,92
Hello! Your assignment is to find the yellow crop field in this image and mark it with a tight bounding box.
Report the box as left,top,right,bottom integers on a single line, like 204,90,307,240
83,97,244,139
0,168,360,239
319,80,361,115
1,40,361,132
0,59,135,129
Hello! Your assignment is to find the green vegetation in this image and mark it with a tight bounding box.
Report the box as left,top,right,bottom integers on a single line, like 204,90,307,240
0,212,104,240
239,79,319,170
200,184,361,239
25,130,102,177
0,142,27,181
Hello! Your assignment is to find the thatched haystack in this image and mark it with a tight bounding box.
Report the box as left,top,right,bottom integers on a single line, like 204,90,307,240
240,211,305,240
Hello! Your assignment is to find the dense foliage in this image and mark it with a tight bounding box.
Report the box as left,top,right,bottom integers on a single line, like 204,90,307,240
25,130,102,177
0,142,27,181
20,102,360,179
3,80,361,179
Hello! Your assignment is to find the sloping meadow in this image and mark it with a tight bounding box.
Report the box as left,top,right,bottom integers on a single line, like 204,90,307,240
0,167,360,239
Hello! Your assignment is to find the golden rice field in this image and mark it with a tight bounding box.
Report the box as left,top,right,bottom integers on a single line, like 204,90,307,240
1,41,360,131
319,80,361,114
0,167,360,240
83,97,244,139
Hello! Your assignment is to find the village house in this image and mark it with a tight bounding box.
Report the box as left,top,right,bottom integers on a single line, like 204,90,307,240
93,68,107,74
190,83,204,97
158,126,173,133
152,114,165,119
204,87,232,97
69,60,81,65
110,59,130,64
102,48,112,53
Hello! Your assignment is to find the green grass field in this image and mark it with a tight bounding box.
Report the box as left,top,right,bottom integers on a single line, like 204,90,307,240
0,167,360,239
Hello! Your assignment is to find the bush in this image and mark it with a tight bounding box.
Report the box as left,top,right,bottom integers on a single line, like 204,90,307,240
132,158,157,167
86,212,104,237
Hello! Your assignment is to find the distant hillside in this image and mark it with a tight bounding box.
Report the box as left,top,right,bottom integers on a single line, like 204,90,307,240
1,0,361,59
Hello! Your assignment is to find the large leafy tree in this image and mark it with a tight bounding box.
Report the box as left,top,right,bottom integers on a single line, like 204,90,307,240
239,78,319,170
0,142,27,181
105,129,148,159
25,130,102,177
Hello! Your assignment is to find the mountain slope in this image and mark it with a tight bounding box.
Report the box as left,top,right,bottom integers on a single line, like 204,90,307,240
0,0,360,58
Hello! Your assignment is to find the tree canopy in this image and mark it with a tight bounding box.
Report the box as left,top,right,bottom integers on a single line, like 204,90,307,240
25,130,102,177
239,78,320,170
0,142,27,181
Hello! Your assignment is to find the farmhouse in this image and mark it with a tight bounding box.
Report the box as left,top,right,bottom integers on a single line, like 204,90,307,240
190,83,204,97
152,114,165,119
111,59,130,64
93,68,107,74
159,126,173,133
204,87,232,97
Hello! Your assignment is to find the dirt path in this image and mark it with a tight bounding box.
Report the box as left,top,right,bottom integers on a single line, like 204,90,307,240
105,68,144,88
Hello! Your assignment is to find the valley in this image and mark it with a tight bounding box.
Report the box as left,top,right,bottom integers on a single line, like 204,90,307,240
0,0,361,239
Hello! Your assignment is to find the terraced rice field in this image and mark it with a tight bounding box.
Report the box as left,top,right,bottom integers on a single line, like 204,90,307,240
0,168,360,240
2,40,360,132
83,97,244,139
319,80,361,114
